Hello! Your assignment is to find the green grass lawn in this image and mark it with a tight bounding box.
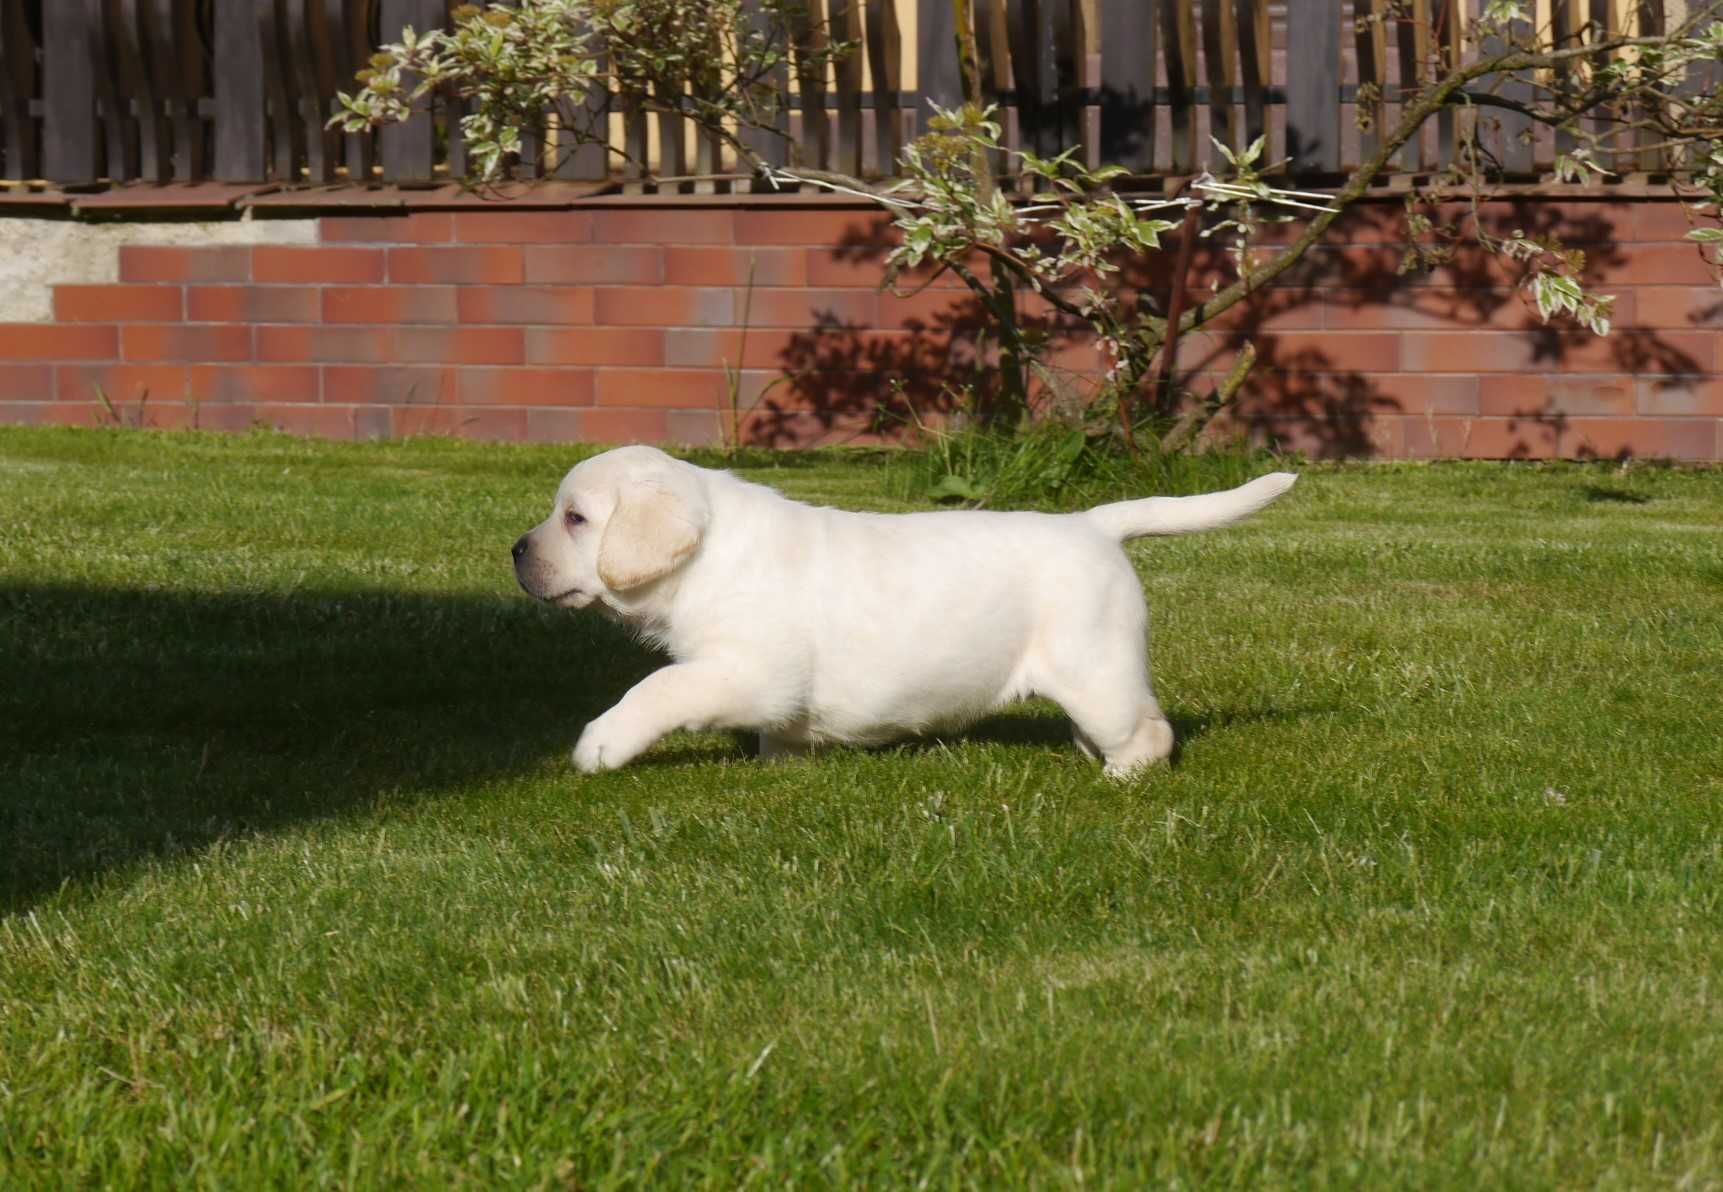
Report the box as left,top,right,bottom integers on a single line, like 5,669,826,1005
2,426,1721,1187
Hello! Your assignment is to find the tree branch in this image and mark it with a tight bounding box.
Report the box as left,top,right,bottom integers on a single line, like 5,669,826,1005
1177,33,1692,335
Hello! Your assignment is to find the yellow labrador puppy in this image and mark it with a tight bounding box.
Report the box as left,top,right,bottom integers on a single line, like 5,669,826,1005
513,446,1295,776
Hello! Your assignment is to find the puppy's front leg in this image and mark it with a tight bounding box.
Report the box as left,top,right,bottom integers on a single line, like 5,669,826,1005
573,661,762,773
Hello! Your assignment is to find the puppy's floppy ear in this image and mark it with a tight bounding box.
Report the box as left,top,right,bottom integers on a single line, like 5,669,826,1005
597,471,709,591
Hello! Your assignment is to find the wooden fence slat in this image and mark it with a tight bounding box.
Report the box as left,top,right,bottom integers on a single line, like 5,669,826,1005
1054,0,1079,154
1002,0,1032,155
335,0,376,181
213,1,267,180
1434,0,1461,167
91,0,136,181
44,0,102,183
739,0,790,183
1613,0,1662,173
685,24,724,192
1073,0,1099,166
1201,0,1239,163
285,0,333,182
552,39,611,182
975,0,1018,159
442,93,469,178
830,0,865,175
619,84,648,192
260,0,301,181
377,0,440,181
1553,0,1583,158
1684,50,1723,176
1476,8,1535,176
864,0,903,172
442,2,470,180
1284,0,1341,175
493,0,543,180
1235,0,1270,159
1101,0,1157,173
1011,0,1063,156
652,78,688,187
917,0,963,132
1160,0,1198,170
0,0,41,180
110,0,170,182
1394,0,1428,170
1354,0,1388,164
689,112,723,193
791,0,833,172
154,0,206,181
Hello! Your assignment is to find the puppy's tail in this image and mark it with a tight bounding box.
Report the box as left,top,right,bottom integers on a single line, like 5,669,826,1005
1086,472,1298,541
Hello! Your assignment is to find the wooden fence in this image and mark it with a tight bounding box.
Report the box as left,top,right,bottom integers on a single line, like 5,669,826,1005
0,0,1711,193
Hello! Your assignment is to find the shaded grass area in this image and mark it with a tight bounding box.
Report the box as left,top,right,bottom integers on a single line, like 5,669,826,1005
2,427,1722,1186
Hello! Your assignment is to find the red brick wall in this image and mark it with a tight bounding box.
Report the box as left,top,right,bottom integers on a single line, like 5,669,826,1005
1,199,1718,459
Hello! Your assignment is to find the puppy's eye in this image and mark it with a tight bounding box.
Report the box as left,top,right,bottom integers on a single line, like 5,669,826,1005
564,508,586,528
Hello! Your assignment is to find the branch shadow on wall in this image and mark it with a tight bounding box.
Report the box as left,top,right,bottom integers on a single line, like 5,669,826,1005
751,202,1704,458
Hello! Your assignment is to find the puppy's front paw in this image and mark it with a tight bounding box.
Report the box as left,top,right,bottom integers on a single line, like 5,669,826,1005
572,720,622,773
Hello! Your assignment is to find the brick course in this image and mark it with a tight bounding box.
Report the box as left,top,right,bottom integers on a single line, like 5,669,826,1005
0,198,1717,458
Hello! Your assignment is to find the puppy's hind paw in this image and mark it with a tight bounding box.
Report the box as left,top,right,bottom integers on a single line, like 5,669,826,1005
1100,716,1175,779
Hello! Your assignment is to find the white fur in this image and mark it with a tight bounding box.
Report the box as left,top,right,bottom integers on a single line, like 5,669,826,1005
512,445,1296,777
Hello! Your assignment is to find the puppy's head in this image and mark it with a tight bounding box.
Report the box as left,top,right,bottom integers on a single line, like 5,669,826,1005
513,445,710,610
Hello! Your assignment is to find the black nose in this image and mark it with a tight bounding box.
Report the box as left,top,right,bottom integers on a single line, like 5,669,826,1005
511,534,529,562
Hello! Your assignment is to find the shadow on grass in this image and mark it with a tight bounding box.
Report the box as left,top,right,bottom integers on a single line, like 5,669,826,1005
3,581,1323,910
0,583,660,914
1581,485,1653,505
912,703,1322,766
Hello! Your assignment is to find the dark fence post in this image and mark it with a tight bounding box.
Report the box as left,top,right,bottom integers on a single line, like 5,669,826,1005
1011,0,1062,157
160,0,209,181
337,0,379,184
1235,0,1269,162
552,46,610,182
1159,0,1196,171
738,0,790,186
788,0,828,171
829,0,864,176
1201,0,1238,165
44,0,101,183
865,0,903,173
1102,0,1157,172
917,0,963,133
0,0,41,180
377,0,442,182
1284,0,1340,176
1477,16,1535,177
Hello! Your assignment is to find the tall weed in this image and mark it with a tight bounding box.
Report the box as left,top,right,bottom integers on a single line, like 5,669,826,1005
885,419,1294,511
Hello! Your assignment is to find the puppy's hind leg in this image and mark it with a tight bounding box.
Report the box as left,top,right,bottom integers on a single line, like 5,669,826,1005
1096,708,1175,778
1034,635,1173,779
1035,577,1175,779
1071,725,1101,761
1041,670,1173,778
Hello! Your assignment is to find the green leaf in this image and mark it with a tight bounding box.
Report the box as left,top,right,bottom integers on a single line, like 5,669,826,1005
1685,227,1723,243
927,474,986,503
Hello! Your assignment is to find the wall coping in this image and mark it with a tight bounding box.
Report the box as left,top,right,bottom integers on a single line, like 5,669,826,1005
0,179,1703,222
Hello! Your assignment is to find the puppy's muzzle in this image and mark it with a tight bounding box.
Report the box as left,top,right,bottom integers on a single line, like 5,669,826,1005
512,533,545,597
